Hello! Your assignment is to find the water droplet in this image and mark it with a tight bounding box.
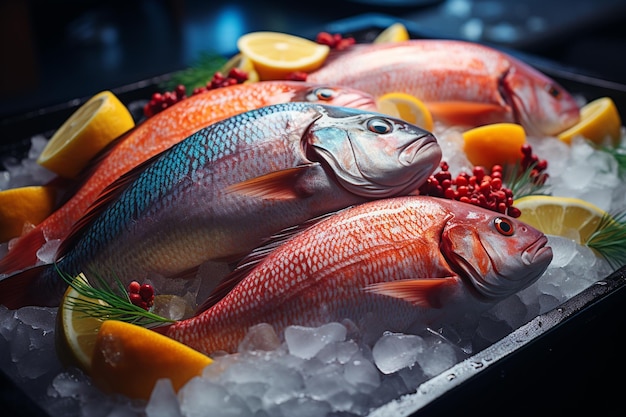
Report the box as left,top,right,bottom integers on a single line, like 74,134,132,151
446,373,456,381
595,280,607,286
470,361,483,369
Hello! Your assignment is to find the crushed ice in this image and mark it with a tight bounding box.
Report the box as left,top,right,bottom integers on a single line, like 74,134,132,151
0,128,624,416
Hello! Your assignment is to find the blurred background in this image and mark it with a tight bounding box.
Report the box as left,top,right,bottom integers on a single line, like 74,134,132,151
1,0,625,120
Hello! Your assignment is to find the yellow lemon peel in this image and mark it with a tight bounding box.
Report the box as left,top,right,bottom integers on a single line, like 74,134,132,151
557,97,622,146
376,92,434,131
37,91,135,178
462,123,527,168
237,31,330,81
0,185,58,242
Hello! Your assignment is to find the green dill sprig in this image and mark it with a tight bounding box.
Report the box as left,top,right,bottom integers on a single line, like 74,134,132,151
160,52,228,92
601,144,626,179
504,160,550,200
57,266,175,328
586,211,626,271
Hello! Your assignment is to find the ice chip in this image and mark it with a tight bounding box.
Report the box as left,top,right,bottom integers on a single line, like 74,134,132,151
343,353,380,393
547,236,578,268
146,379,182,417
36,239,61,264
416,340,458,378
316,339,359,364
179,378,251,417
305,369,347,400
285,322,347,359
238,322,281,353
372,332,424,374
277,397,332,417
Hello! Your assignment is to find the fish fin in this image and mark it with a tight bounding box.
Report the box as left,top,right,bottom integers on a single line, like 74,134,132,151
56,150,165,259
0,264,59,308
195,208,348,315
0,229,47,274
364,278,455,308
425,101,508,127
225,164,320,200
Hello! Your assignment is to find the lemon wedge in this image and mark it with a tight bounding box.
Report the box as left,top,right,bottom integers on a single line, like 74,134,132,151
376,92,434,131
237,31,330,81
373,22,410,43
91,320,213,400
55,273,107,372
0,185,58,242
219,53,260,83
462,123,527,168
37,91,135,178
557,97,622,146
514,195,606,244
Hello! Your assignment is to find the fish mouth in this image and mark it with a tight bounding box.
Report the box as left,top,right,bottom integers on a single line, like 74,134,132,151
399,133,441,166
522,235,553,266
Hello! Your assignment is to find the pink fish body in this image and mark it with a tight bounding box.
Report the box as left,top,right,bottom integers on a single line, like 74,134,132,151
0,81,377,274
165,196,553,355
307,39,580,136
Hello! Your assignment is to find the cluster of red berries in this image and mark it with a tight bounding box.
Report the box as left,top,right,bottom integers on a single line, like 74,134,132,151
127,281,155,311
315,32,356,50
520,143,549,186
143,67,249,118
419,162,521,217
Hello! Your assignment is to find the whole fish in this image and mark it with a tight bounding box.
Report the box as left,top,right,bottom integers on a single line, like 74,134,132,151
307,39,580,137
164,196,553,355
0,81,378,274
0,103,441,308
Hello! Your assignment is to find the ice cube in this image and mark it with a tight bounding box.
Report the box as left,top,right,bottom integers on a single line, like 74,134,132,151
146,379,182,417
238,322,281,353
179,378,251,417
285,322,347,359
343,353,381,393
372,332,424,375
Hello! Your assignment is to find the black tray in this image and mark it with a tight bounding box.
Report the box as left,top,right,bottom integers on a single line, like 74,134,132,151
2,14,626,417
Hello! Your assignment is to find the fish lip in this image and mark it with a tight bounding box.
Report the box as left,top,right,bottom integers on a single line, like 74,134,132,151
399,133,440,167
522,235,552,265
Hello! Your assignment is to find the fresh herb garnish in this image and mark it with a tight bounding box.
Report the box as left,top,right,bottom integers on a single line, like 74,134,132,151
587,210,626,271
159,52,228,92
58,267,175,328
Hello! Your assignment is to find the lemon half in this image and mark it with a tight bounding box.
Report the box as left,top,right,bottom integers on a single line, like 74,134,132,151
91,320,213,400
0,185,58,242
37,91,135,178
557,97,622,146
237,31,330,81
514,195,606,244
55,273,107,372
376,92,434,131
373,22,410,43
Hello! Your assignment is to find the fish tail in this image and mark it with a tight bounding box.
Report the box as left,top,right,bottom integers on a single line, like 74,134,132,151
0,264,65,309
0,229,47,274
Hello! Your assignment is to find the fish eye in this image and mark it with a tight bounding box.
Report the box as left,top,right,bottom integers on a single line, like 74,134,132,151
545,84,561,99
367,118,393,134
309,88,336,101
494,217,514,236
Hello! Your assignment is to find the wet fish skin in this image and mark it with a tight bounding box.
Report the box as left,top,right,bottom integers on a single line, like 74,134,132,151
0,81,378,275
165,196,553,355
0,103,440,308
307,39,580,137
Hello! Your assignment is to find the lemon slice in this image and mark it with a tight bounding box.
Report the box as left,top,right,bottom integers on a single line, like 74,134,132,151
514,195,606,244
373,22,410,43
37,91,135,178
376,92,434,131
91,320,213,400
462,123,526,168
557,97,622,146
219,53,260,83
0,185,58,242
237,31,330,81
55,273,107,372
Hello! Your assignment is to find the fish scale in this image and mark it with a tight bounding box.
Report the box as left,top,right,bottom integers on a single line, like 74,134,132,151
165,196,553,355
0,81,378,275
0,102,441,308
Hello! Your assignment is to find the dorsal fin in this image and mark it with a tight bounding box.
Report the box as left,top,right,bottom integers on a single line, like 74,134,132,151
194,207,351,315
56,149,165,259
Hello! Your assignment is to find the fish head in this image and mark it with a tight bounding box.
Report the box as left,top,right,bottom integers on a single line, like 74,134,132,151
501,58,580,137
440,204,553,302
304,105,442,198
290,83,378,111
